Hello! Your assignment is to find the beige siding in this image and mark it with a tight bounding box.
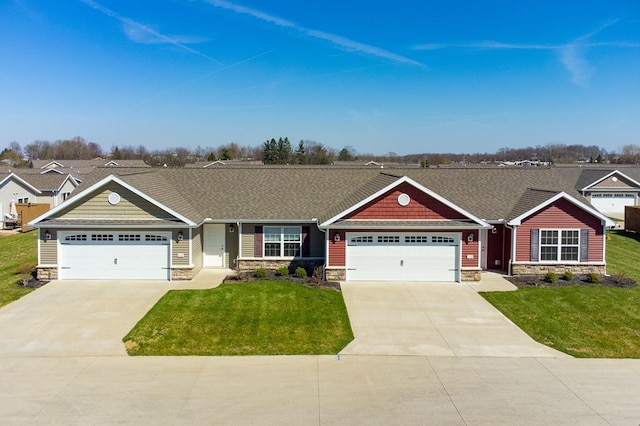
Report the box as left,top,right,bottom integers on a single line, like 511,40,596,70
239,223,325,258
172,230,190,266
39,229,58,265
55,182,172,219
241,224,256,257
592,175,637,189
191,226,203,272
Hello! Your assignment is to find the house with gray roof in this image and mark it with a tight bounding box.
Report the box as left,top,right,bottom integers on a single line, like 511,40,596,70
0,171,79,228
29,167,616,282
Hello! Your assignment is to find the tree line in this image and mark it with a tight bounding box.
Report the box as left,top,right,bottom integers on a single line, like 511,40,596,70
2,136,640,167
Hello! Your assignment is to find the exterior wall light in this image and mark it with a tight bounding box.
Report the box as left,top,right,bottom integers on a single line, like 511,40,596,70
229,224,235,233
177,231,184,241
45,230,52,240
467,233,474,243
334,232,341,242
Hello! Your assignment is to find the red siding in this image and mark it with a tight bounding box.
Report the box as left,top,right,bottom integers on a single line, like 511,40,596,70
328,230,345,266
515,199,604,262
347,182,466,220
461,230,479,268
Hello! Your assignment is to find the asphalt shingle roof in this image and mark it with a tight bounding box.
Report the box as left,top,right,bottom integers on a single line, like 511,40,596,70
64,166,605,225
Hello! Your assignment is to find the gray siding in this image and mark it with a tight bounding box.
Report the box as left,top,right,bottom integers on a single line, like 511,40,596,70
309,226,325,257
226,225,239,268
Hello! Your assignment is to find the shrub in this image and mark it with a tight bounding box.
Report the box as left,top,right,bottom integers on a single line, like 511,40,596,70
586,272,599,284
294,267,307,278
18,262,36,286
312,266,324,283
562,271,574,281
543,272,557,283
275,266,289,277
253,268,267,279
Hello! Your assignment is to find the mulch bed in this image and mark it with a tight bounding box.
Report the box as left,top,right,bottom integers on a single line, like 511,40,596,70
17,278,49,288
505,274,636,289
223,270,342,291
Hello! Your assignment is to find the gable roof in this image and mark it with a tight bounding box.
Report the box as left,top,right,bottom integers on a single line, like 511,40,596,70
320,175,490,228
0,173,42,194
29,174,196,227
508,191,616,227
578,169,640,191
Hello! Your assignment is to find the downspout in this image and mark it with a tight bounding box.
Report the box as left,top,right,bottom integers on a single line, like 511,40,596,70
504,222,515,276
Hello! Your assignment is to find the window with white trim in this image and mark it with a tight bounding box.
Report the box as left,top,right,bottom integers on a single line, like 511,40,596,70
119,234,141,242
145,234,168,242
91,234,114,241
540,230,579,261
17,197,29,203
264,226,301,257
65,234,87,241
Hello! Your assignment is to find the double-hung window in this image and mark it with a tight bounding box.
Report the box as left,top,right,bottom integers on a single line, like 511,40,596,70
264,226,302,257
540,230,579,261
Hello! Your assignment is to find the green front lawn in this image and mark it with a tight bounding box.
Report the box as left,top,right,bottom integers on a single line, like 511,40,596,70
124,281,354,356
482,230,640,358
0,231,37,308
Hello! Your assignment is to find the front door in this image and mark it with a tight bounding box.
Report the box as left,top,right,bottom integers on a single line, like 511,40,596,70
203,224,225,267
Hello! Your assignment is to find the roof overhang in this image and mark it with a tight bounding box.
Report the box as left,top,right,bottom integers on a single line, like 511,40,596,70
507,191,617,228
581,170,640,191
28,174,196,227
0,173,43,195
324,219,489,230
320,175,491,229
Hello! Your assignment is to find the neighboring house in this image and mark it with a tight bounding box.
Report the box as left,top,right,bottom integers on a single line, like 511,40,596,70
29,167,615,282
0,171,80,226
573,169,640,217
32,159,150,178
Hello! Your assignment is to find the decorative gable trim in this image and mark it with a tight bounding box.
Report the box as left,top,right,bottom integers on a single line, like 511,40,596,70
40,160,64,169
581,170,640,191
0,173,42,194
28,174,196,227
40,168,64,175
508,191,616,227
104,160,120,167
320,175,490,228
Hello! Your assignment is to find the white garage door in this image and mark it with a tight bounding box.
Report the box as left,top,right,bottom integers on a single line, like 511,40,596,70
346,233,460,282
590,193,636,215
58,232,170,280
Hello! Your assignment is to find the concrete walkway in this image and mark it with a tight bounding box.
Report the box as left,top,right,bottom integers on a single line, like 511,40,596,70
340,273,568,357
1,355,639,424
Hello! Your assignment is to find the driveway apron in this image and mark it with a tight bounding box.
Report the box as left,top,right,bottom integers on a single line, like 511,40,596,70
340,279,569,357
0,280,171,356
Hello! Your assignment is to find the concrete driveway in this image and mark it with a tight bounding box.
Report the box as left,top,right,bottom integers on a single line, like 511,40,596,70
0,269,230,356
340,274,569,357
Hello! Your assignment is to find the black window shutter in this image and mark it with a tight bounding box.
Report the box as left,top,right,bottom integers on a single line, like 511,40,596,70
254,226,263,257
302,226,310,257
530,229,539,262
580,229,589,262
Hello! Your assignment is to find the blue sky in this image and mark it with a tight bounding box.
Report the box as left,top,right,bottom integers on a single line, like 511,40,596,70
1,0,639,155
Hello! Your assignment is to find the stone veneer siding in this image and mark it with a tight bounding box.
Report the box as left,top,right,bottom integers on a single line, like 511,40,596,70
511,263,606,275
171,267,194,280
324,268,480,282
37,267,58,281
238,258,324,273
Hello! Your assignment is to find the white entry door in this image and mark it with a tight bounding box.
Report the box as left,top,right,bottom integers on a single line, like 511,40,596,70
203,224,225,267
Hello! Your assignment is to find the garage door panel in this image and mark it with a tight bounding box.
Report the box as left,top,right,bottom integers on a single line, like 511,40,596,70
58,232,170,280
346,233,459,282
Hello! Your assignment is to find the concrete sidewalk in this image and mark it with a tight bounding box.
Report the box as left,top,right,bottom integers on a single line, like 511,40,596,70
1,355,638,425
340,274,568,357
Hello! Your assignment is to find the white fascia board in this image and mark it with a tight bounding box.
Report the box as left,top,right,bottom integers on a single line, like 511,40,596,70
320,176,490,228
323,223,489,230
581,170,640,191
28,174,196,227
29,223,185,229
0,173,43,195
199,219,317,225
507,191,616,227
40,169,63,175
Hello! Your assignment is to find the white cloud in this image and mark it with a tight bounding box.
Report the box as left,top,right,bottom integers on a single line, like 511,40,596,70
412,20,640,87
203,0,423,66
79,0,221,64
